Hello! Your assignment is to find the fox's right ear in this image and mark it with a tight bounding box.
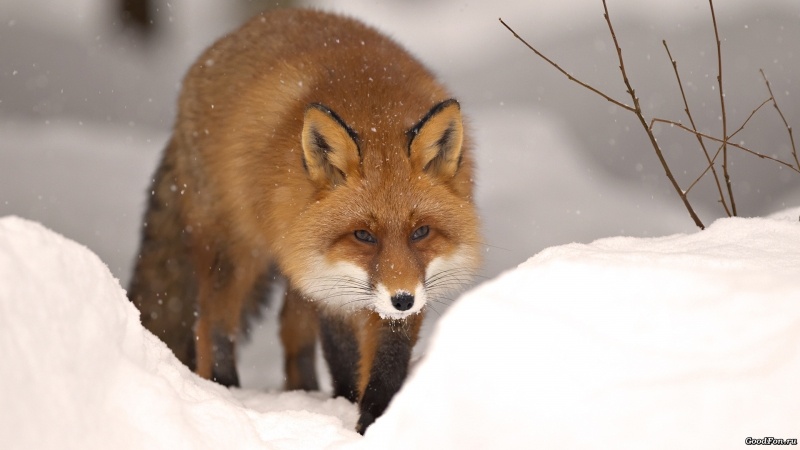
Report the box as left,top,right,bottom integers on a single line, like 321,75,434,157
302,104,361,188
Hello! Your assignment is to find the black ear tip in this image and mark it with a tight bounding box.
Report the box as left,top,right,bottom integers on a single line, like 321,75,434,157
430,98,460,116
441,98,460,109
307,102,334,115
407,98,462,142
304,102,361,147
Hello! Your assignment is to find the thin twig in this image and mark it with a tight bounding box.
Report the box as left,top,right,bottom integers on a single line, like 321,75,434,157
502,1,798,228
729,98,772,140
662,39,730,215
680,97,772,194
650,118,800,173
684,145,723,195
498,18,635,113
601,0,705,229
760,69,799,169
709,0,736,215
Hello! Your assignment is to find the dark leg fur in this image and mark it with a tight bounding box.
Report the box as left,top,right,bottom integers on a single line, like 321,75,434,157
128,140,197,368
319,314,360,403
211,331,240,387
206,268,274,387
319,313,421,434
129,139,273,381
355,322,416,434
193,244,269,383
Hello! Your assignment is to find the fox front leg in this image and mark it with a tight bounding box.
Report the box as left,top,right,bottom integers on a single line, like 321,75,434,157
355,314,423,434
319,313,361,403
319,311,423,434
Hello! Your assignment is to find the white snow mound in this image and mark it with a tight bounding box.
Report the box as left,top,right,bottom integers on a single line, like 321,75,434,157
2,211,800,449
0,216,358,450
361,209,800,449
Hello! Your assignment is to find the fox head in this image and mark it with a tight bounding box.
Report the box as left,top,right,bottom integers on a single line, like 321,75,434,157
283,99,481,320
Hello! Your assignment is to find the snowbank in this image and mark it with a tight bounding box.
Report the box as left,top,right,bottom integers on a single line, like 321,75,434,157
0,217,359,450
361,209,800,449
2,210,799,449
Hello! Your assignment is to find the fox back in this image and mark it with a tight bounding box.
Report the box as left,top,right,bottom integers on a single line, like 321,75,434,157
129,8,480,433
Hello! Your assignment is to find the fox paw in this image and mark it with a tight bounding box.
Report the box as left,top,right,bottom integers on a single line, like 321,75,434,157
355,411,375,435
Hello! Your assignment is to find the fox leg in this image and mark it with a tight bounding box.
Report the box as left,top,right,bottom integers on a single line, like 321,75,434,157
280,286,319,391
194,290,242,386
319,310,424,433
318,313,361,403
193,247,263,387
354,312,424,434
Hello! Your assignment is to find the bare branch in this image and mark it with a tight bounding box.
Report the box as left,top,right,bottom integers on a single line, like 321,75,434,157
498,18,635,113
684,145,723,196
709,0,737,215
681,98,772,195
602,0,705,229
760,69,800,169
501,1,797,230
662,39,730,216
650,118,800,173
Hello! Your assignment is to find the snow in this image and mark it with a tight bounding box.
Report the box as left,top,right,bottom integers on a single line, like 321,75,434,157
360,210,800,448
0,216,360,449
2,0,800,447
2,211,799,449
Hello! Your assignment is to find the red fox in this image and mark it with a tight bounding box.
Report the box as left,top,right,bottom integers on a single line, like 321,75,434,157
128,8,480,433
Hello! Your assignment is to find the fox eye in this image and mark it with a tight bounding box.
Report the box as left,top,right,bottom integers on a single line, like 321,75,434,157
354,229,377,244
410,225,430,241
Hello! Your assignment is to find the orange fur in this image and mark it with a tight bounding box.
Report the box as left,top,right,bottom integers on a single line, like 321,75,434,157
129,8,481,433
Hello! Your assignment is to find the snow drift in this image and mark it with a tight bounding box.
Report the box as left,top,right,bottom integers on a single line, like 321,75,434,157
0,217,359,450
2,210,799,449
361,209,800,449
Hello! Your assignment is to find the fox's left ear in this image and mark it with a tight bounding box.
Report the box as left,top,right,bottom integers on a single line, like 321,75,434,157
408,99,464,179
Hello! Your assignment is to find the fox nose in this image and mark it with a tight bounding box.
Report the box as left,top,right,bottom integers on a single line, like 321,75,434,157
391,292,414,311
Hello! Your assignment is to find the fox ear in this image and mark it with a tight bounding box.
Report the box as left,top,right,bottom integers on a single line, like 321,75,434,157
408,99,464,179
302,104,361,188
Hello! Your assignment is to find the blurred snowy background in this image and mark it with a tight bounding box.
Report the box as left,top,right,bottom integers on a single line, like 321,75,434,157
2,0,799,389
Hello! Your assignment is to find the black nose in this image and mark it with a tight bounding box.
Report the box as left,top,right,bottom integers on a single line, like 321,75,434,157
391,293,414,311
